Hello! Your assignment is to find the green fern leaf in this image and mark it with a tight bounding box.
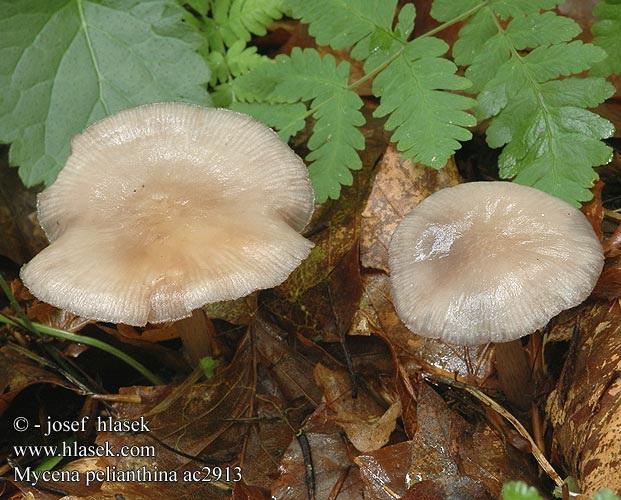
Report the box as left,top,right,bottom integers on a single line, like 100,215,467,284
231,102,308,140
285,0,397,60
223,0,284,45
233,48,365,202
372,37,476,168
431,0,563,22
592,0,621,76
431,2,615,206
182,0,284,106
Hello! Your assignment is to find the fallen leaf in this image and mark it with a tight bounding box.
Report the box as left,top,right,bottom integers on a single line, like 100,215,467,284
271,402,366,500
358,273,494,385
0,148,47,265
314,363,400,453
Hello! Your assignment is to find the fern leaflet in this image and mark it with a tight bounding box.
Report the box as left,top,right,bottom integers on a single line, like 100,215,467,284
431,0,615,206
233,48,365,202
592,0,621,77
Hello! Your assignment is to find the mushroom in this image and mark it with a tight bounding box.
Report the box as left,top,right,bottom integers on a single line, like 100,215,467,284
388,182,604,406
20,103,315,329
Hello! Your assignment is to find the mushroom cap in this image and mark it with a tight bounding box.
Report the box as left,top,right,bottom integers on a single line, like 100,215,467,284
388,182,604,346
20,103,315,326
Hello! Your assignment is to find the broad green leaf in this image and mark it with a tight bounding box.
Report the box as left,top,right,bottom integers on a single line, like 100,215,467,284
0,0,210,187
592,1,621,76
501,481,544,500
373,37,476,168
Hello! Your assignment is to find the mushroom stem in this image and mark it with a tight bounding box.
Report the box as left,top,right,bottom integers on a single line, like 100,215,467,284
176,309,215,368
494,339,533,411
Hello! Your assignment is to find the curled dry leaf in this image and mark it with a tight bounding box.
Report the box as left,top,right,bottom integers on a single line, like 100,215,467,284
546,300,621,495
314,363,401,453
360,144,460,272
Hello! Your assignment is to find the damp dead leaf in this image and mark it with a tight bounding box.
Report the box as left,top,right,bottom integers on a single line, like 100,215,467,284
0,148,47,266
0,345,77,416
271,402,366,500
356,382,535,499
314,363,400,453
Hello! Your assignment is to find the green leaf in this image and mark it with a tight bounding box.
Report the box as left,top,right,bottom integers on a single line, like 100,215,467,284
592,1,621,76
285,0,398,59
0,0,210,187
431,0,563,23
231,102,307,140
217,0,284,46
233,48,365,202
372,37,476,168
593,489,621,500
199,356,220,379
443,2,615,206
501,481,544,500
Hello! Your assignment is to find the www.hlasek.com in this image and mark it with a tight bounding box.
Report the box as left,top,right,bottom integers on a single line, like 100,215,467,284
12,416,242,487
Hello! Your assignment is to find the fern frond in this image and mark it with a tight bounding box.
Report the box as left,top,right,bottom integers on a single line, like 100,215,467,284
592,0,621,76
223,0,284,45
372,38,476,168
431,2,615,206
233,48,365,202
285,0,398,59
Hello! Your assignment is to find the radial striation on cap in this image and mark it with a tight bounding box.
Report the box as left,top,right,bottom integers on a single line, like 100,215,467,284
388,182,604,346
21,103,315,326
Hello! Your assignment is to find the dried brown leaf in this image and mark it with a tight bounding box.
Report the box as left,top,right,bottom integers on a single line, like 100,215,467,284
314,363,400,452
0,346,76,416
358,273,494,385
271,402,365,500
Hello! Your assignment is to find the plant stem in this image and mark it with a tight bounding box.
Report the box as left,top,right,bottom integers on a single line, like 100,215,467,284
0,313,164,385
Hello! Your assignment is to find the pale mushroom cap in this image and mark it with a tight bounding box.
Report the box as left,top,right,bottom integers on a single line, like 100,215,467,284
388,182,604,346
21,103,315,326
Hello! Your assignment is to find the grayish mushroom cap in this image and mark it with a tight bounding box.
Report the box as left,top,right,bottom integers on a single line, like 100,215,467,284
20,103,315,326
388,182,604,346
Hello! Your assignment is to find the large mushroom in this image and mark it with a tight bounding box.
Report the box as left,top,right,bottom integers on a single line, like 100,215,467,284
20,103,315,327
388,182,604,406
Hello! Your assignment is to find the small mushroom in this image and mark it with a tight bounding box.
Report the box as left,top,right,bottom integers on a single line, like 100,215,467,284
20,103,315,327
388,181,604,347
